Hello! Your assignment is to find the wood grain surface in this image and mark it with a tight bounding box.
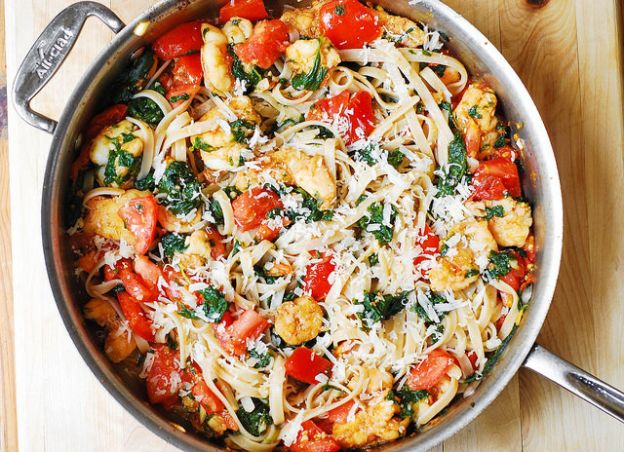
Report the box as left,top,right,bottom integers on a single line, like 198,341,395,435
2,0,624,451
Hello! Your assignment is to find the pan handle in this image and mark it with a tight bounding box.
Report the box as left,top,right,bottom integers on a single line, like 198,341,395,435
523,343,624,422
12,1,125,134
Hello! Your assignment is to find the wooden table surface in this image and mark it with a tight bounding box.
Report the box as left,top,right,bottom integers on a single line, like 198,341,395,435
2,0,624,450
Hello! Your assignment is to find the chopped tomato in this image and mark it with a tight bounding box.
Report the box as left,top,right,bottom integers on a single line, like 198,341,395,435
165,53,203,106
71,104,128,180
214,310,270,356
117,291,155,342
471,158,521,200
523,234,536,263
109,259,157,302
146,344,184,407
495,314,507,331
487,145,517,162
231,187,283,231
221,410,239,431
133,255,162,289
319,0,381,50
406,349,455,391
162,267,198,304
285,347,333,385
192,380,225,413
316,400,354,433
219,0,268,23
307,90,376,144
413,224,440,277
291,420,341,452
118,196,158,255
256,221,282,242
499,254,527,292
303,255,336,301
205,226,227,259
153,21,203,60
467,351,478,371
464,119,482,159
234,19,290,69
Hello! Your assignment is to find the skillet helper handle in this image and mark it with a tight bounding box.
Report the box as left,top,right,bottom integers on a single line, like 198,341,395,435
12,1,125,134
523,343,624,423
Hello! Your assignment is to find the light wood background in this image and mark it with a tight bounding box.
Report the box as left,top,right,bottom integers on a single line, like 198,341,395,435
2,0,624,450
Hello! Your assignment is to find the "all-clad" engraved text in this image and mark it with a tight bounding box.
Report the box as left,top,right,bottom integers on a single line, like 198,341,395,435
35,28,74,79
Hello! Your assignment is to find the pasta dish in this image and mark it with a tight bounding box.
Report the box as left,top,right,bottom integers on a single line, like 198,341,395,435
68,0,536,449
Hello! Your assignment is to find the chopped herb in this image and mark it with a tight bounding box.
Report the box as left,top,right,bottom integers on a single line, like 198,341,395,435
465,268,480,278
387,150,405,168
169,93,190,103
358,291,410,324
283,291,297,302
394,386,429,418
431,64,446,77
284,188,333,223
127,97,164,125
494,134,506,148
254,265,278,284
230,240,241,256
229,45,263,92
249,349,271,368
152,81,166,96
177,306,199,319
436,133,467,196
135,170,155,191
157,161,202,215
468,105,482,119
292,41,328,91
484,250,515,280
484,205,505,220
236,399,272,436
352,142,379,166
357,202,397,245
192,137,215,152
229,119,255,143
197,286,229,323
335,4,345,15
161,232,188,260
411,291,446,324
422,49,432,56
369,253,379,266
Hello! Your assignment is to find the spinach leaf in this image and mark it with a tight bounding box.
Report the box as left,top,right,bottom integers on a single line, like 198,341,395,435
236,399,272,436
284,188,333,223
387,150,405,168
292,42,328,91
484,205,505,220
135,170,155,191
393,386,429,418
229,119,255,143
464,324,518,383
191,137,215,152
494,134,506,148
249,349,271,368
157,161,202,215
209,198,224,225
197,286,229,323
484,250,515,280
357,202,397,245
229,45,263,92
111,48,157,103
160,233,188,260
103,135,139,186
177,306,199,319
411,291,446,324
358,291,409,324
127,97,164,125
436,133,467,196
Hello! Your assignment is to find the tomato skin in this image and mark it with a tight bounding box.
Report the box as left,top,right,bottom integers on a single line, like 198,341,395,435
234,19,290,69
319,0,381,50
232,187,283,231
118,196,158,255
111,259,158,302
316,400,354,433
192,380,225,413
205,226,227,259
406,349,455,391
162,267,199,305
153,21,203,60
285,347,333,385
307,90,375,144
117,291,155,341
71,104,128,180
214,310,270,356
133,255,162,289
303,255,336,301
77,250,102,273
146,345,183,407
219,0,268,23
471,158,521,200
413,224,440,277
291,420,341,452
171,53,203,87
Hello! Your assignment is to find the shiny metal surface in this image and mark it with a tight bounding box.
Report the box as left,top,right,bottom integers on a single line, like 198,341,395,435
12,1,124,133
523,344,624,423
13,0,623,450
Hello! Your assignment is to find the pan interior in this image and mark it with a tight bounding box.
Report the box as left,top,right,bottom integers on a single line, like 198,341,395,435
42,1,562,450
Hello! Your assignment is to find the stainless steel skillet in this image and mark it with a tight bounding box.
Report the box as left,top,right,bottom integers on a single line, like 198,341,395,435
11,0,624,450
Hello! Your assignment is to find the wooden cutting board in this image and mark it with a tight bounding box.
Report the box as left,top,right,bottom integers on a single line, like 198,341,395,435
2,0,624,450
